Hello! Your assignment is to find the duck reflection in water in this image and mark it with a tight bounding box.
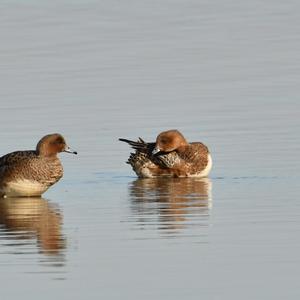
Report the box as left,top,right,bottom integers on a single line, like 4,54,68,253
0,197,65,255
129,177,212,233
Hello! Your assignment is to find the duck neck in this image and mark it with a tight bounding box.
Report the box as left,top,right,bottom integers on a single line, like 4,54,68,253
36,146,58,158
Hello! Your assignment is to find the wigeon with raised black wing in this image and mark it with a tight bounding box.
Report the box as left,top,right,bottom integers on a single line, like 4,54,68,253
0,134,77,197
119,129,212,178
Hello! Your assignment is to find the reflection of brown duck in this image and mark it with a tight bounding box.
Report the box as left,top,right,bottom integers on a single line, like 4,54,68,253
129,177,212,232
0,197,65,254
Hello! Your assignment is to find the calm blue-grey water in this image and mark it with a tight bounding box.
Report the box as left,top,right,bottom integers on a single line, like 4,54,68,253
0,0,300,299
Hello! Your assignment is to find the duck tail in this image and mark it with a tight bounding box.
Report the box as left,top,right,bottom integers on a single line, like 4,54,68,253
119,137,149,152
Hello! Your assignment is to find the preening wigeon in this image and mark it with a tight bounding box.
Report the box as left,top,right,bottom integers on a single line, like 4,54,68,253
0,134,77,197
119,129,212,178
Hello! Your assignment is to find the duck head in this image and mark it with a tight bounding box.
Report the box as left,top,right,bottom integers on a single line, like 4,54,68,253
36,134,77,157
152,130,188,155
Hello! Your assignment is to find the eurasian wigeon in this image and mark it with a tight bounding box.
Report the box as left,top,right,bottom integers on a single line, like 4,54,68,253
119,129,212,178
0,134,77,197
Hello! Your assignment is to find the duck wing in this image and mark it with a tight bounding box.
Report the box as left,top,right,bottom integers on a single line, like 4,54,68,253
119,138,168,169
0,151,38,183
0,151,37,168
175,143,210,170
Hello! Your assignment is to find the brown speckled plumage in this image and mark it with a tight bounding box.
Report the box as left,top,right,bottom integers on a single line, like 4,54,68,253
0,151,63,186
119,130,212,178
0,133,77,197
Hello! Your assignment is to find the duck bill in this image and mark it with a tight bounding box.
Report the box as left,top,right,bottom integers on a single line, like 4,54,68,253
64,146,77,155
152,147,161,155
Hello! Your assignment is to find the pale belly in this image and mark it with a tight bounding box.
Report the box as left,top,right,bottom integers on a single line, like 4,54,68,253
1,179,49,197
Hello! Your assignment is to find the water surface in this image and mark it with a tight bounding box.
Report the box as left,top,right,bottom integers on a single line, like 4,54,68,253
0,0,300,299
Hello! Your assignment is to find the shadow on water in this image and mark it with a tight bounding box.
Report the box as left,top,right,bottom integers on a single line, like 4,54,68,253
128,177,212,236
0,197,66,259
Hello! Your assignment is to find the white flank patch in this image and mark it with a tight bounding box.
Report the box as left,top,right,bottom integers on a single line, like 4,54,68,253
2,179,48,197
189,154,213,178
